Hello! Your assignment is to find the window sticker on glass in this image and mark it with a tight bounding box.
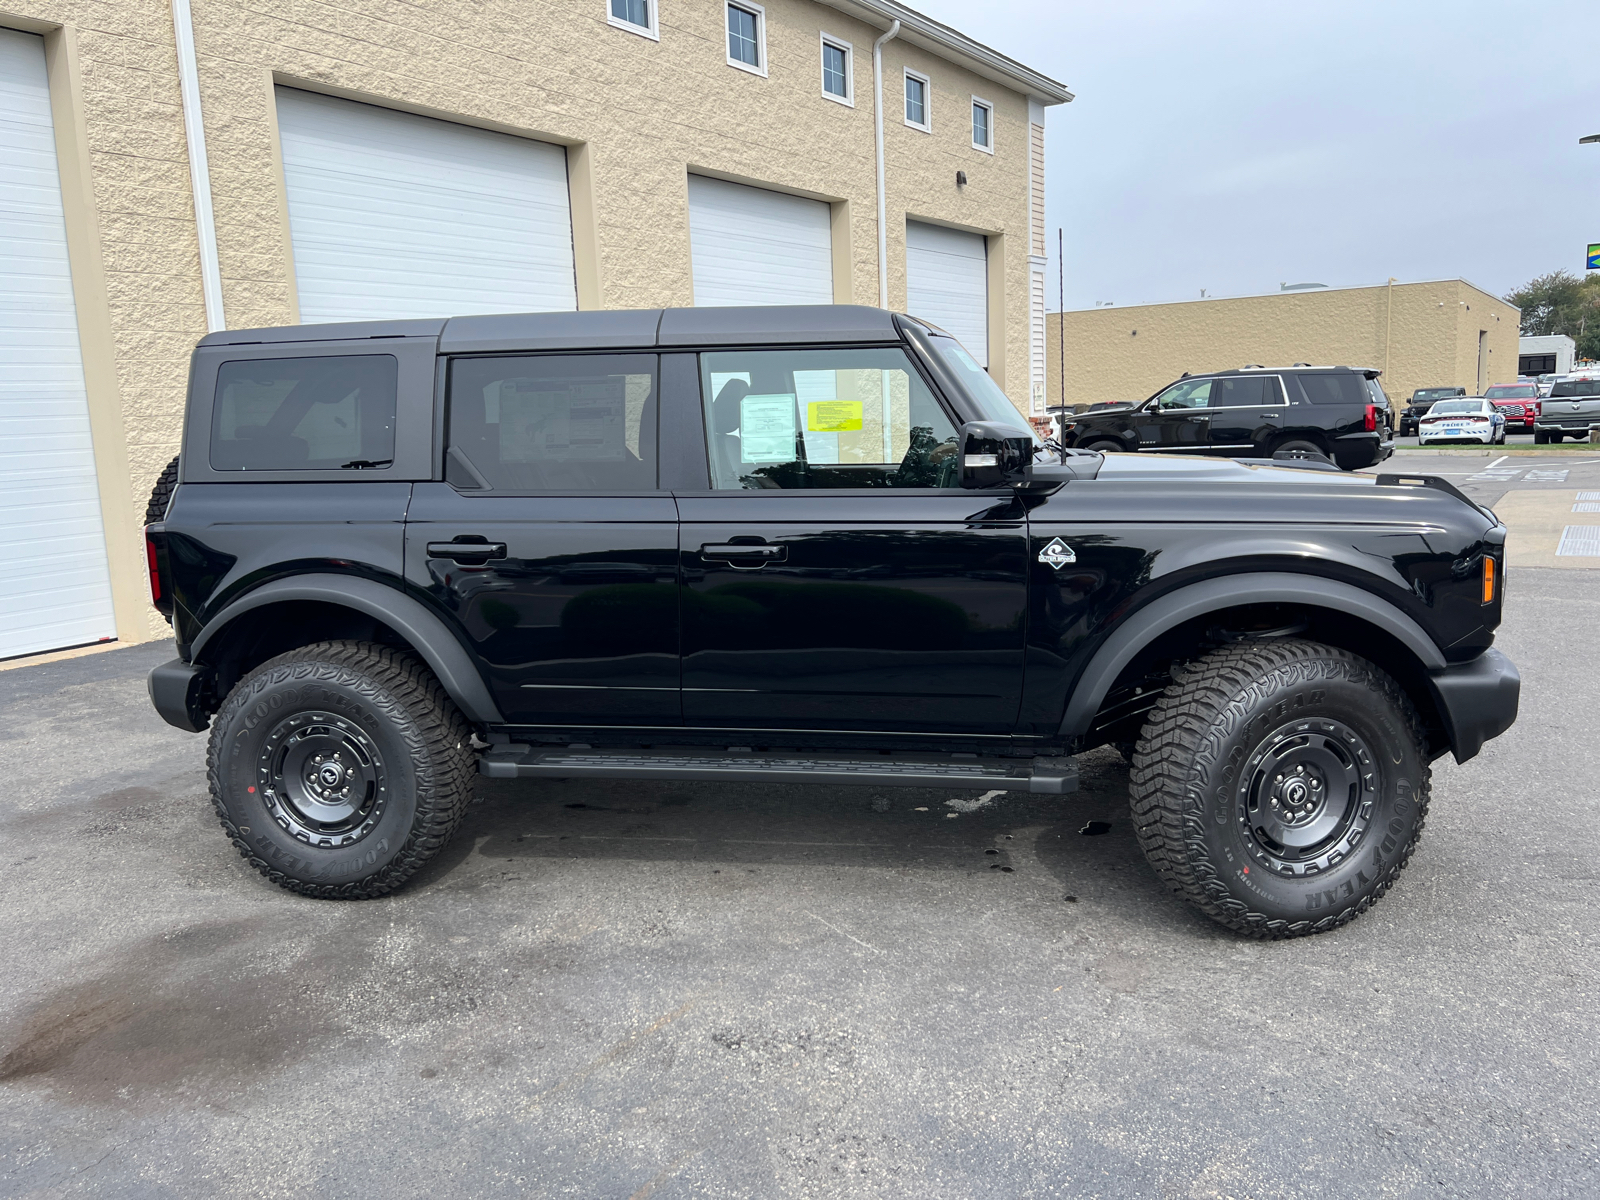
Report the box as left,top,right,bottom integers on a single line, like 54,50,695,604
807,401,863,432
739,394,797,462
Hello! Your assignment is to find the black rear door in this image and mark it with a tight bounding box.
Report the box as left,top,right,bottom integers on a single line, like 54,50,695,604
404,352,679,726
671,343,1028,736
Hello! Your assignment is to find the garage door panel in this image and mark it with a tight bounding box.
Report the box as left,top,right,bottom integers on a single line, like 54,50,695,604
906,220,988,368
688,175,833,307
0,29,116,659
276,87,578,324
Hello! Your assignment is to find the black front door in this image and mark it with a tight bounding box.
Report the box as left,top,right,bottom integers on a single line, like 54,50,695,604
1130,376,1213,451
679,494,1028,733
405,353,679,726
676,344,1029,736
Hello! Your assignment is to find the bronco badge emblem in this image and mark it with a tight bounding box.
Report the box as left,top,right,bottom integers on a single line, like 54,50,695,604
1038,537,1076,569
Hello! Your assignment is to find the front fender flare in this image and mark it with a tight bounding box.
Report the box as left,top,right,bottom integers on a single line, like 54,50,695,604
190,573,504,724
1058,571,1446,739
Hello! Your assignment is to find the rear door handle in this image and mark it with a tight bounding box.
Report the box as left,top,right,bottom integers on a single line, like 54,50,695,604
427,540,507,561
1260,411,1282,419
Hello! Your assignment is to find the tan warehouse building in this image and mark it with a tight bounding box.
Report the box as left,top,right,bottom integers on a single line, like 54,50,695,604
1045,279,1520,415
0,0,1070,658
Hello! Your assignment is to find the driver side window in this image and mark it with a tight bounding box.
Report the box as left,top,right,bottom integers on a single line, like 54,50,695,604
1154,378,1213,410
700,347,958,489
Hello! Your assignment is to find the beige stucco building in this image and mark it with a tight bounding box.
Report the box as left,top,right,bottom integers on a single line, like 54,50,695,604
1045,279,1520,414
0,0,1069,657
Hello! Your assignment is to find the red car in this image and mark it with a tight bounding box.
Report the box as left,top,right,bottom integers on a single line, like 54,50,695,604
1485,382,1540,431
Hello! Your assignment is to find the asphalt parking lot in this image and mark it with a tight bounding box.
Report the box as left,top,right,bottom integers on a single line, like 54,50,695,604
2,459,1598,1197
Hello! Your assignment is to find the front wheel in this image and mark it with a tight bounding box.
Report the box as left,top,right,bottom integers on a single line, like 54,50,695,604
206,640,475,898
1129,639,1430,938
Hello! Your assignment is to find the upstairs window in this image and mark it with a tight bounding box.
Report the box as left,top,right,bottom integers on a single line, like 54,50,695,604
821,35,852,104
211,354,397,471
726,2,765,74
904,70,929,130
971,97,993,152
608,0,657,39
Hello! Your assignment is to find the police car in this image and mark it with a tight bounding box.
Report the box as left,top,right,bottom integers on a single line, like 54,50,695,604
1417,397,1506,445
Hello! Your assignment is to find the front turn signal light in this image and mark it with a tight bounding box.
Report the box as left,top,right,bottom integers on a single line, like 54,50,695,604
1482,556,1496,604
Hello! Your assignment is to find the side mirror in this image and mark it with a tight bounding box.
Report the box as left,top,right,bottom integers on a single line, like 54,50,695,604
959,421,1033,489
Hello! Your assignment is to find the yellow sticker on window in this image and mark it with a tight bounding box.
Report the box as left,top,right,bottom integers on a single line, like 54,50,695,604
807,400,863,432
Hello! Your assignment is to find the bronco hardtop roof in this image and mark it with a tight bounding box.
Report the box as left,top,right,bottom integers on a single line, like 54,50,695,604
196,305,903,353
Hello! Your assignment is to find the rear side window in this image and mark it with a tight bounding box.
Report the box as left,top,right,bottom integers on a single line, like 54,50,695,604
211,354,397,471
1297,373,1366,405
446,354,657,491
1213,376,1267,406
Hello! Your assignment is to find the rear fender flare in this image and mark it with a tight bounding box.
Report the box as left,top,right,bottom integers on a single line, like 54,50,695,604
190,573,504,724
1059,571,1446,739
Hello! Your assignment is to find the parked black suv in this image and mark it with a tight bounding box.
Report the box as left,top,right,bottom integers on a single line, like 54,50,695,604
144,307,1518,938
1400,387,1468,437
1057,365,1395,470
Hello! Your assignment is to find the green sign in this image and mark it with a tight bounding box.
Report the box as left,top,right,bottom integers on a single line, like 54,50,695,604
1589,244,1600,270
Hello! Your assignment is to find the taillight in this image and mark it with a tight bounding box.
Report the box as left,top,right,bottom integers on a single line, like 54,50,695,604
146,531,161,602
1482,556,1496,604
1364,404,1377,432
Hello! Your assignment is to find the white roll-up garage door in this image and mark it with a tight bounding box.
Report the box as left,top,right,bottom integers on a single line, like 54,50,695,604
0,30,115,659
906,220,988,367
688,176,833,307
276,88,577,323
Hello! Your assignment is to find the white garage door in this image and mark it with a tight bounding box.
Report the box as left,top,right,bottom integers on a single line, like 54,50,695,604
688,176,833,307
0,30,115,659
906,220,988,367
276,88,577,323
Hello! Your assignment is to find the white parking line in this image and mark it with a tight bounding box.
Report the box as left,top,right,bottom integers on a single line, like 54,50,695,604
1487,455,1508,469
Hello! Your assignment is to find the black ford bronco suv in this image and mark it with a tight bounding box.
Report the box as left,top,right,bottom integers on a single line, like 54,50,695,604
1058,365,1396,470
145,306,1518,938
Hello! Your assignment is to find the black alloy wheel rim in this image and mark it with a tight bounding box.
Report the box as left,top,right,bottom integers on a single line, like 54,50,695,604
1235,717,1375,876
256,710,388,847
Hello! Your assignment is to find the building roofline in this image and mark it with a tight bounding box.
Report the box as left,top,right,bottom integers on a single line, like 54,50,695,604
815,0,1073,105
1055,277,1519,316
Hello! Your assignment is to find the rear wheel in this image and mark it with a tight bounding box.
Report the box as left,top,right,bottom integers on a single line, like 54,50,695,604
1079,438,1125,454
1128,639,1430,938
206,640,475,899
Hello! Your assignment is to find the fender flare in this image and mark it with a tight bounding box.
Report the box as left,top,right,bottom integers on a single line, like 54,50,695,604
190,573,504,724
1058,571,1446,739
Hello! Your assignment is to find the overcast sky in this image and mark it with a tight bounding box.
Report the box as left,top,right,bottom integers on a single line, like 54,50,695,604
911,0,1598,312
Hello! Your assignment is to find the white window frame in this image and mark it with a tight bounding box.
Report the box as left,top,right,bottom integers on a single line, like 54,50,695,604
725,0,767,77
819,33,853,107
903,68,931,132
606,0,659,40
970,95,994,154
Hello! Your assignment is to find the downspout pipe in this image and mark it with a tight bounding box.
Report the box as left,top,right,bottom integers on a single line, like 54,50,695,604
171,0,225,332
872,19,901,310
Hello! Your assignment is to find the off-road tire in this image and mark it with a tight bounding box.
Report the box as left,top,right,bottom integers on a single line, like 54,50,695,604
145,454,180,526
1128,638,1430,938
206,640,475,899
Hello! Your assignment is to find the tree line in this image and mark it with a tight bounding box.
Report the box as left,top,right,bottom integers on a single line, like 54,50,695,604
1504,270,1600,362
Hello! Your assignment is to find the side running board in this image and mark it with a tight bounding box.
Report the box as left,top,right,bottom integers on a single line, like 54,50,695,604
479,746,1079,795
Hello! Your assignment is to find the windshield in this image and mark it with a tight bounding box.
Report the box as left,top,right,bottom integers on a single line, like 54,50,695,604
1430,400,1487,415
1550,380,1600,397
1414,388,1459,402
1485,385,1536,399
925,335,1041,444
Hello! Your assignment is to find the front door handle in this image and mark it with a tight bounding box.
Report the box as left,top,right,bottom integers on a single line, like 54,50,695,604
701,542,787,568
427,539,507,561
